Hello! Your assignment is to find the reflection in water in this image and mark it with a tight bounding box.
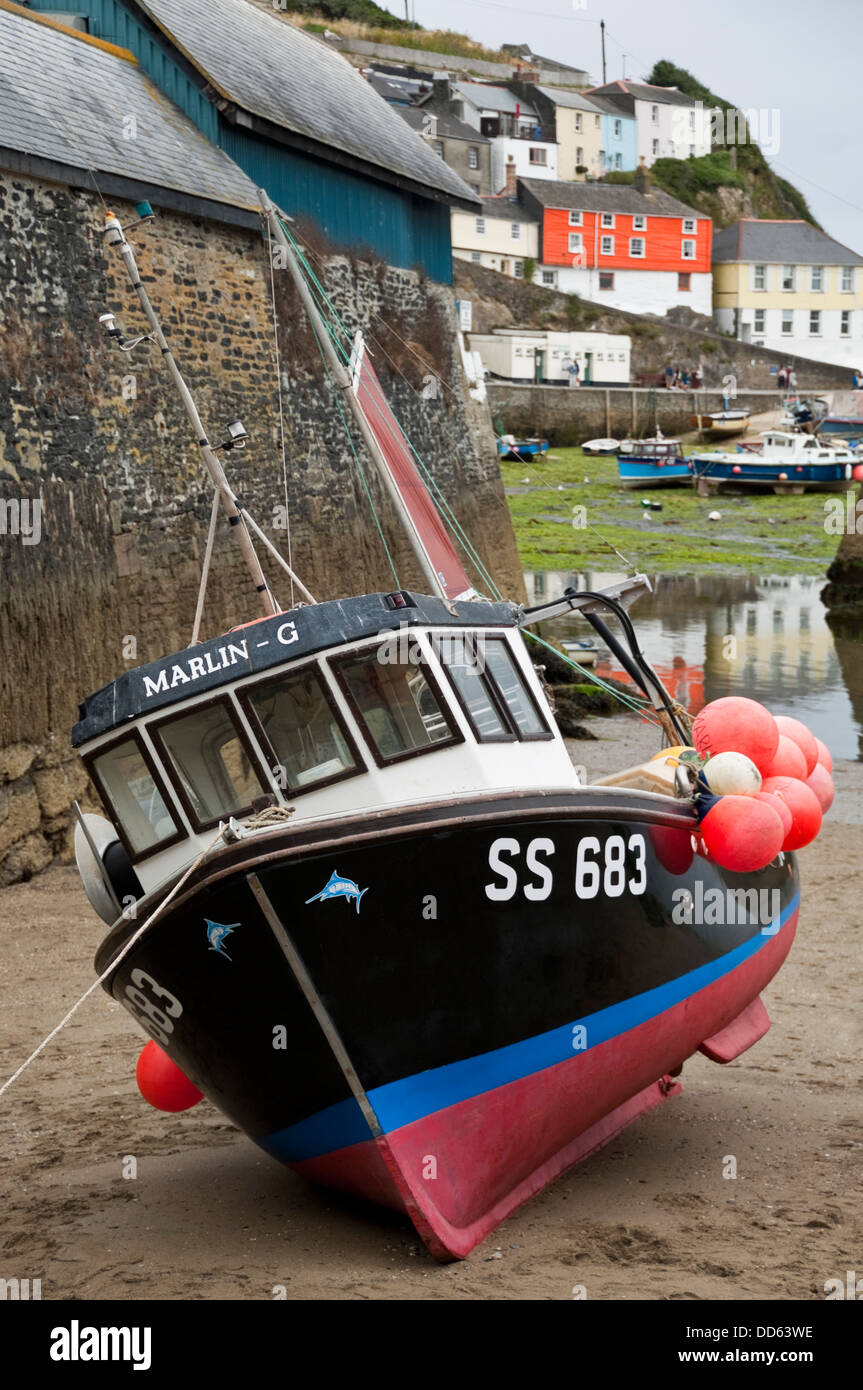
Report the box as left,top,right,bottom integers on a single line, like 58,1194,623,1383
525,570,863,761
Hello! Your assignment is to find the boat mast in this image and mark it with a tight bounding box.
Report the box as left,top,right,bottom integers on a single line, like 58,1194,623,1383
259,191,447,601
103,210,278,619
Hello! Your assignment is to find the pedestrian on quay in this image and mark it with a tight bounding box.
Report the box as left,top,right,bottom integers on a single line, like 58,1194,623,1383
664,363,674,389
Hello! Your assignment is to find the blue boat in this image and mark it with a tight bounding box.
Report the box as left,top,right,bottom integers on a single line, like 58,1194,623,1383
816,391,863,443
692,430,857,495
497,434,549,460
616,437,692,489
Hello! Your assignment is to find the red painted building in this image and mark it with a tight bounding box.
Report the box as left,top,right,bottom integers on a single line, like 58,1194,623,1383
519,169,713,316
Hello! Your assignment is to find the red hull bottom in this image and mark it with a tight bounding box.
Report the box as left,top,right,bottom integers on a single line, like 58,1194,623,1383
293,915,797,1260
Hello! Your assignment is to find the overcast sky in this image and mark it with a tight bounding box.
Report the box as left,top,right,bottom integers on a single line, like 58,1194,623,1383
396,0,862,252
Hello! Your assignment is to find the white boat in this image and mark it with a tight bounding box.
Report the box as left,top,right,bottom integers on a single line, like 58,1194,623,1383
692,430,857,494
582,438,620,456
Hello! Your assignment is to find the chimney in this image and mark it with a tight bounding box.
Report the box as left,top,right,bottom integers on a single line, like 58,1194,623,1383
432,69,450,104
633,155,651,197
504,155,517,197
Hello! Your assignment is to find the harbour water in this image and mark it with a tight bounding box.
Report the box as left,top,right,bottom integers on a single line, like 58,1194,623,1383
526,570,863,761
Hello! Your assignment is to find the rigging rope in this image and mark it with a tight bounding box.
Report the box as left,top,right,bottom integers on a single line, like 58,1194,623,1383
523,629,663,726
266,216,296,608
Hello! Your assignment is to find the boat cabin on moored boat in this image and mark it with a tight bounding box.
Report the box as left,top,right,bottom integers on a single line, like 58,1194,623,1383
73,592,580,901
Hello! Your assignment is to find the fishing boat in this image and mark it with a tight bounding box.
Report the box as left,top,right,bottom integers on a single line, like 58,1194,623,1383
690,408,750,437
497,434,549,459
616,436,692,489
560,638,600,668
692,430,857,495
72,194,801,1262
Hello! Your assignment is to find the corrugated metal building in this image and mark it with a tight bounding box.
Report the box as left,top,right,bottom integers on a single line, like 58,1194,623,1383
22,0,478,279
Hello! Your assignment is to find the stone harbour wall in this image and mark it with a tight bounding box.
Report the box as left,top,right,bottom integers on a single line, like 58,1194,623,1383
0,171,522,884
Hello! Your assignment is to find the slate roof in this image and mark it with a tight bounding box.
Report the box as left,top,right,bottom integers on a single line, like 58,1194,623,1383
589,80,697,107
477,195,538,223
536,86,603,114
452,82,538,119
0,4,260,210
396,105,489,144
712,219,863,266
133,0,477,204
519,177,702,221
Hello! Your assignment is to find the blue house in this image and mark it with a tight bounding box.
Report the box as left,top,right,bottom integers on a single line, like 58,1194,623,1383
589,95,638,174
23,0,478,280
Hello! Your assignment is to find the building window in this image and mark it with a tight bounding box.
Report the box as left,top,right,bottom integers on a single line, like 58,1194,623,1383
542,269,557,287
809,309,821,335
754,264,766,290
600,235,614,254
782,265,796,290
568,210,583,226
470,184,480,195
576,146,584,165
511,222,520,240
471,251,481,262
468,146,479,169
475,217,486,234
651,104,659,122
601,213,615,228
841,310,851,336
651,138,659,156
613,118,622,138
781,310,794,335
754,308,766,333
595,114,600,128
433,141,444,158
529,147,547,165
629,237,645,258
682,218,696,234
678,272,691,291
633,215,646,231
599,271,615,290
811,266,823,292
599,148,606,165
615,153,622,170
568,232,583,252
842,267,855,292
575,112,582,132
681,239,695,259
514,261,524,278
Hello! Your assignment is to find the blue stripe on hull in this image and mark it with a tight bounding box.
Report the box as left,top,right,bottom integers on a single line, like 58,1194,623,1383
259,891,799,1164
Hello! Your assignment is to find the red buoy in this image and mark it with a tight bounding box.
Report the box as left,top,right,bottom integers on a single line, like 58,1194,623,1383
136,1039,203,1113
773,715,818,775
760,734,808,781
649,824,695,875
806,762,835,814
699,795,785,873
760,776,822,851
755,789,792,839
852,464,863,483
814,736,833,773
692,697,779,772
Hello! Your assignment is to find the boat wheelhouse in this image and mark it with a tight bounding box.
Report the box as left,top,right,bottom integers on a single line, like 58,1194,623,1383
74,592,579,903
692,430,856,495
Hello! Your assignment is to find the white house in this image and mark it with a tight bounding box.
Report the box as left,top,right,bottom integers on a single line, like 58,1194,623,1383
587,80,711,167
451,184,539,278
447,81,557,192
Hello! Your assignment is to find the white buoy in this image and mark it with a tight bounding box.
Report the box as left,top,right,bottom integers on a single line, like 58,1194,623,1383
702,750,762,796
708,510,722,521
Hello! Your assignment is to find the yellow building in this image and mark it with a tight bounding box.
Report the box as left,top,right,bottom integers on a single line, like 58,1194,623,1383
451,195,539,279
713,219,863,369
539,88,605,183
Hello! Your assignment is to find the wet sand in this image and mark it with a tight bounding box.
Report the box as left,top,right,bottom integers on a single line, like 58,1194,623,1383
1,715,860,1300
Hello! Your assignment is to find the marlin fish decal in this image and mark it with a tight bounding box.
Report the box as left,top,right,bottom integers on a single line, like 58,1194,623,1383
205,919,239,960
305,871,368,913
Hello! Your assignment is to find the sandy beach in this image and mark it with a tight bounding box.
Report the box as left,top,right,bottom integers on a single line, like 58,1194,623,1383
1,714,860,1301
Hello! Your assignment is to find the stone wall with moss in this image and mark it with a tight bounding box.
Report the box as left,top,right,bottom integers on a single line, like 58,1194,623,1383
0,171,522,884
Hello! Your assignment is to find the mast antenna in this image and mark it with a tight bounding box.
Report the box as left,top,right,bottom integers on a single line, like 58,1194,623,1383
100,205,279,619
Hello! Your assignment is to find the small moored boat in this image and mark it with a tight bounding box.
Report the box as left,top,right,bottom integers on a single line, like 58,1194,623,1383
497,434,550,459
692,430,857,495
617,436,692,489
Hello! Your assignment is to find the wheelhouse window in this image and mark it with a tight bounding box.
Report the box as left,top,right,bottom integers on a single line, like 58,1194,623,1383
438,636,551,741
334,651,459,765
152,700,269,829
88,734,181,860
241,666,361,794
